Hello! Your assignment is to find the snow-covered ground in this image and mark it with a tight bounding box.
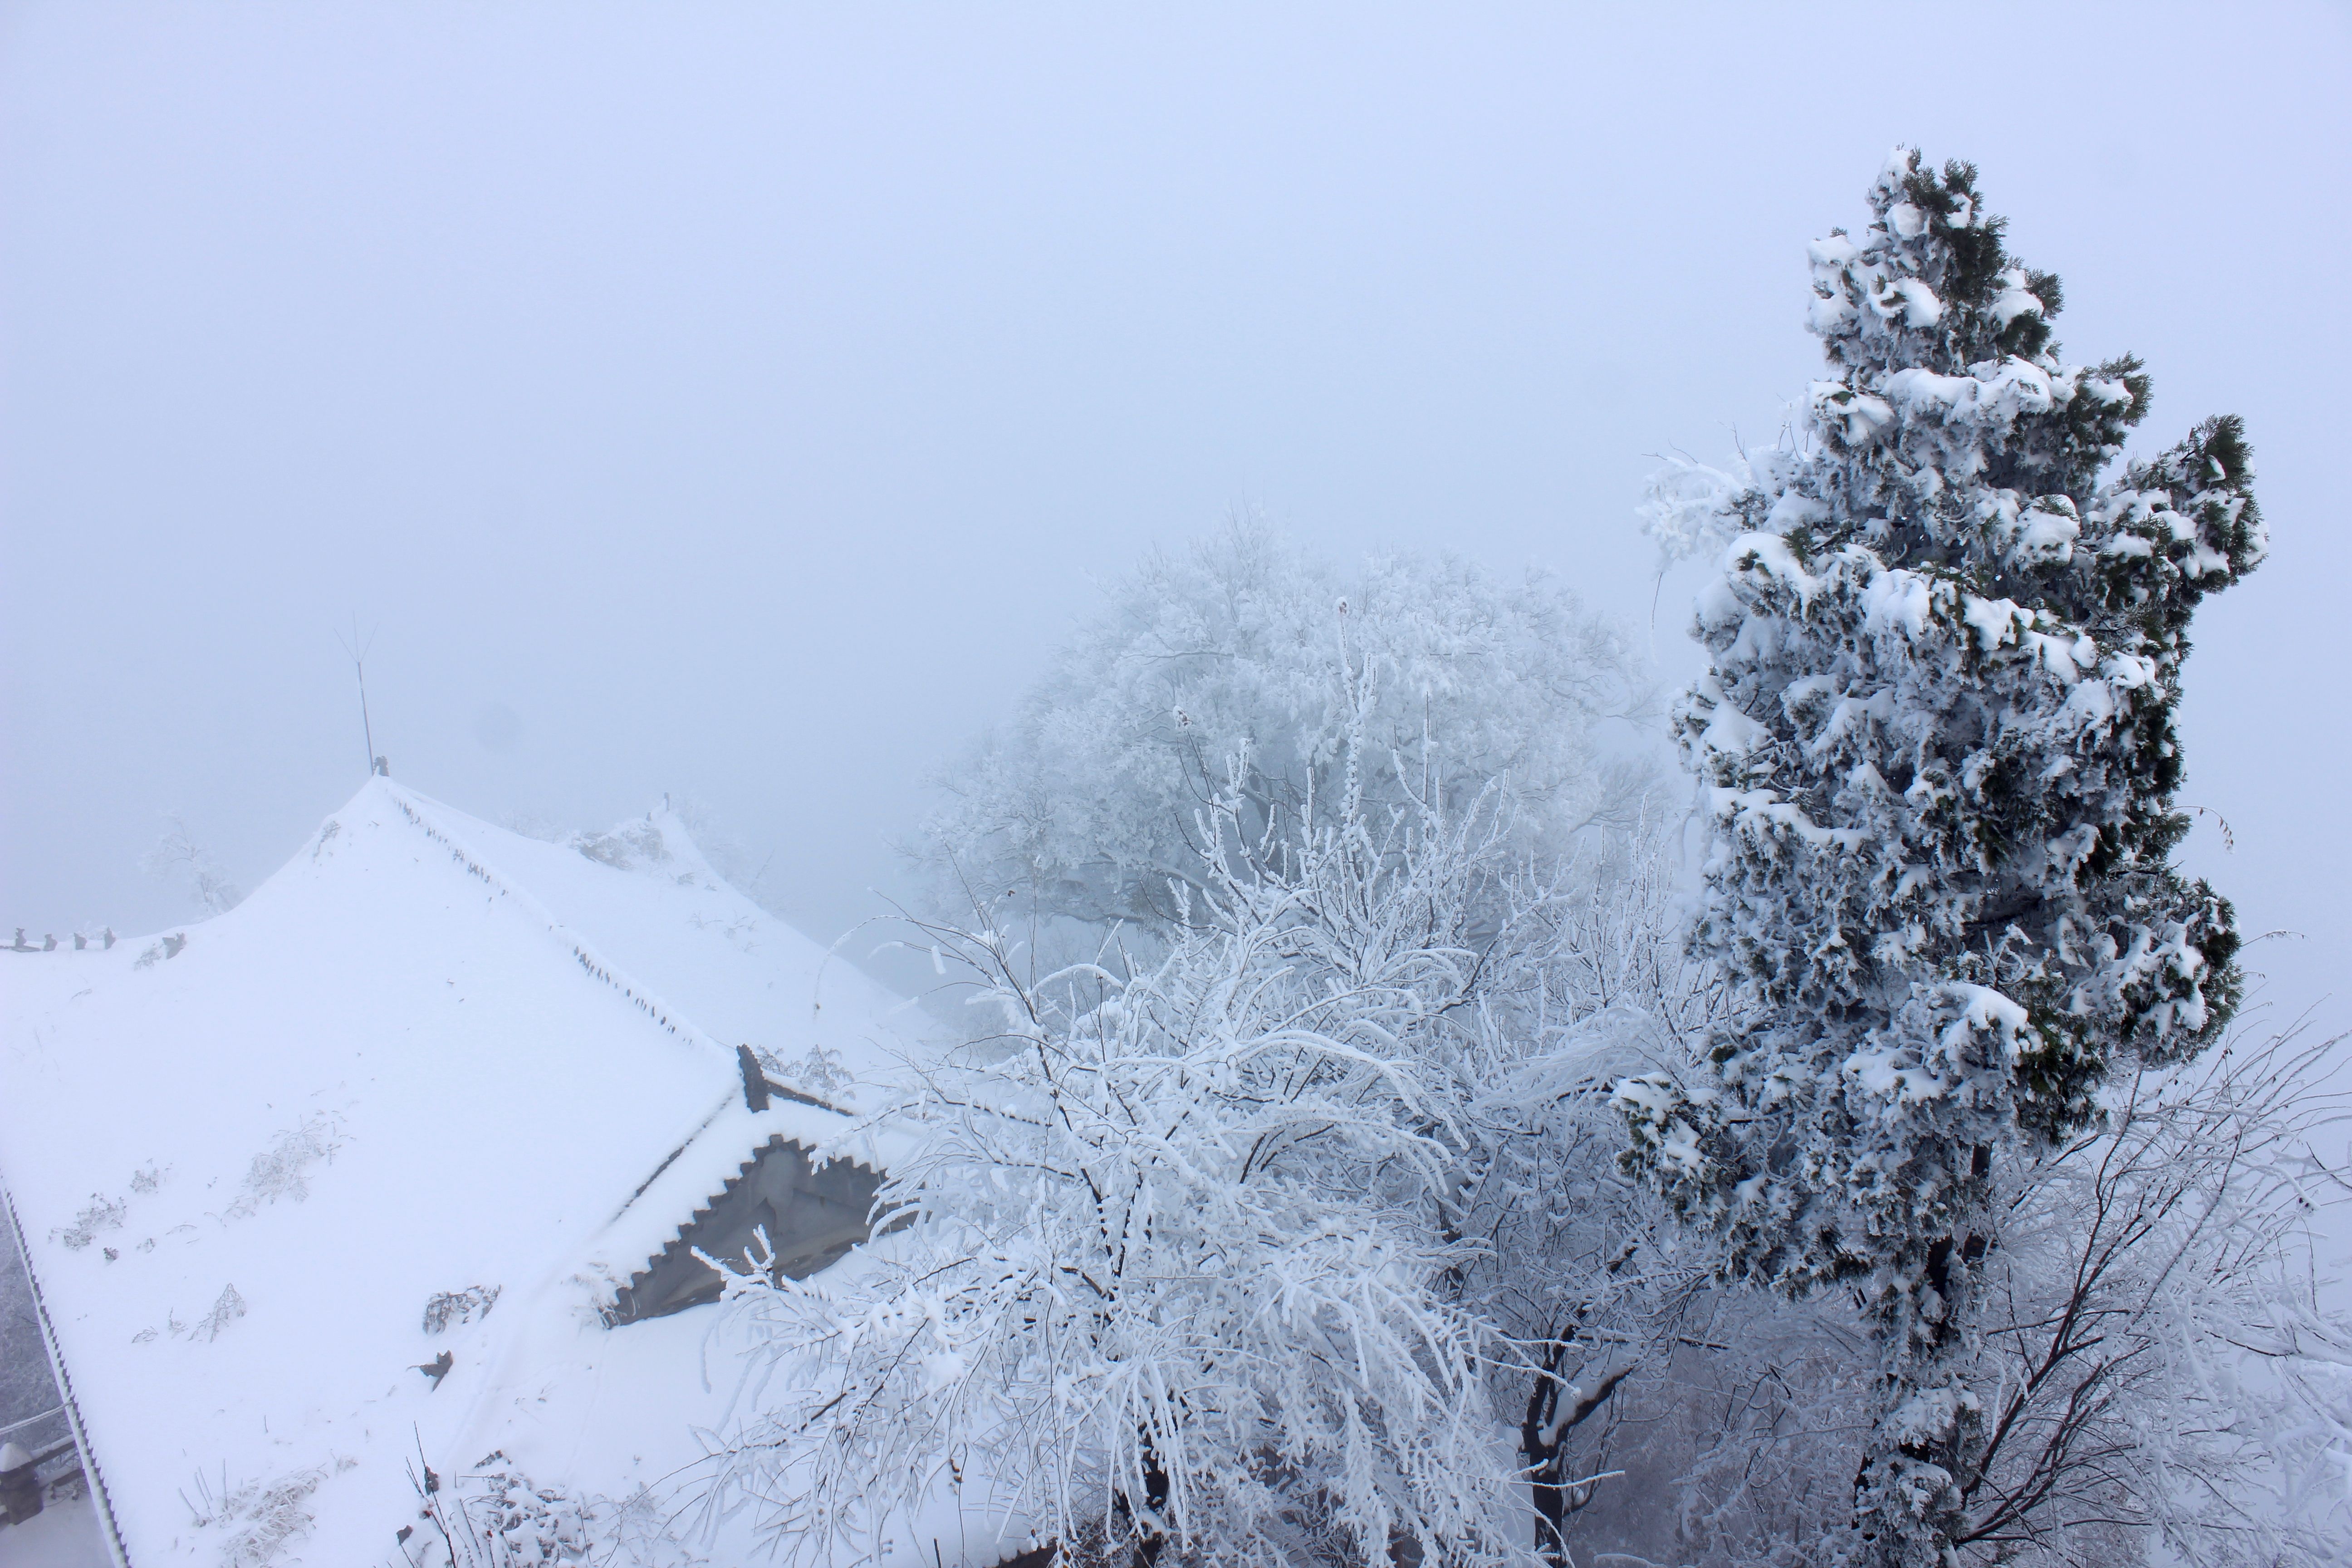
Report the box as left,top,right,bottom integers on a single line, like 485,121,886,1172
0,780,926,1566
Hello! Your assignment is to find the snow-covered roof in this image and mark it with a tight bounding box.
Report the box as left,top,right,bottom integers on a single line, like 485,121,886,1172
0,780,914,1566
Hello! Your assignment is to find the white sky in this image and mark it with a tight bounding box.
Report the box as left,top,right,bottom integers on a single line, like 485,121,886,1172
4,2,2347,1035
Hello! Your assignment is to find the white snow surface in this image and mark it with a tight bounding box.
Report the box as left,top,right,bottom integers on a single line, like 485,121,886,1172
0,779,920,1567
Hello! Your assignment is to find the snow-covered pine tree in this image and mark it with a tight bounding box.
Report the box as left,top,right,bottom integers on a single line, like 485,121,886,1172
1617,149,2265,1566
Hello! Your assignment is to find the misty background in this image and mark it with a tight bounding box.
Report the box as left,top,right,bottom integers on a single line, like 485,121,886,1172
4,3,2346,1037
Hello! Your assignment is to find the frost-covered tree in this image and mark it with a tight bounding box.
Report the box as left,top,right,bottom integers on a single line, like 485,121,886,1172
711,678,1718,1568
1617,150,2266,1566
714,750,1545,1568
1951,1028,2352,1566
916,516,1655,955
142,812,243,913
1597,1024,2352,1568
1446,823,1730,1564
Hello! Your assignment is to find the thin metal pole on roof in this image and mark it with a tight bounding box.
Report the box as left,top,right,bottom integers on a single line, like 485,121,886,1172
337,620,385,778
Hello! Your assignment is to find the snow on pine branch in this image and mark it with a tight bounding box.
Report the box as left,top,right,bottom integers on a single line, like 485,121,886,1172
1637,452,1753,571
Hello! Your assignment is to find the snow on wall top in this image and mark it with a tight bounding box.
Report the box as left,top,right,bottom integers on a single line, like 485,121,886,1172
0,779,913,1567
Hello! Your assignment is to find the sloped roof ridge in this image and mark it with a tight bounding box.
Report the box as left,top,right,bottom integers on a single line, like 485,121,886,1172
381,781,735,1068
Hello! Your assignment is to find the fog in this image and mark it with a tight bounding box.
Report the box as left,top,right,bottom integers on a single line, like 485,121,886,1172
4,3,2346,1034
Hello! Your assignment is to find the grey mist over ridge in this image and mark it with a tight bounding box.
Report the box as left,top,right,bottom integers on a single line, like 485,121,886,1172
2,4,2346,1034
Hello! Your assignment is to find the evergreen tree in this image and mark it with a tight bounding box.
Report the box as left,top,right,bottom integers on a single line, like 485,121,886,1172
1617,150,2265,1566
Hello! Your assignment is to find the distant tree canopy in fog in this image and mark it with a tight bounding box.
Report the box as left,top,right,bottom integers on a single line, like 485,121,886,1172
914,517,1659,950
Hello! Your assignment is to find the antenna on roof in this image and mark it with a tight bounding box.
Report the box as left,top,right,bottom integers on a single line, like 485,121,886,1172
335,619,388,778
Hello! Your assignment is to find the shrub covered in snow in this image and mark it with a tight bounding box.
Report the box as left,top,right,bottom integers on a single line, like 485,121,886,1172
398,1456,701,1568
